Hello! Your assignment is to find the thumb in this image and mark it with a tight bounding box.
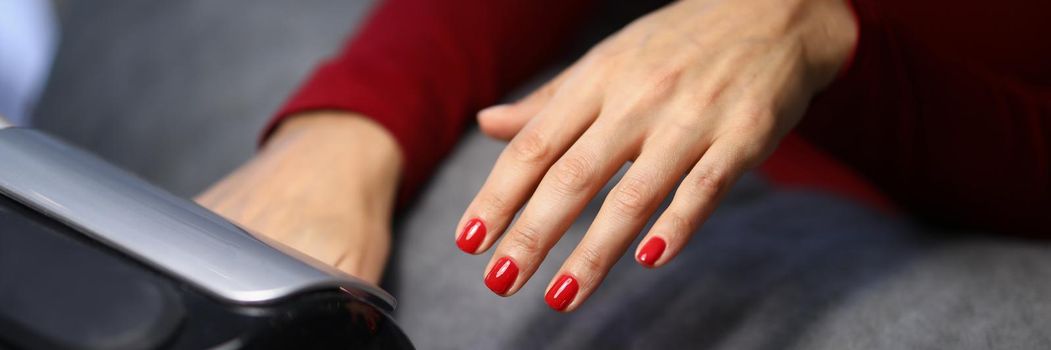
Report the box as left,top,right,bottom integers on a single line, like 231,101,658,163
478,70,568,141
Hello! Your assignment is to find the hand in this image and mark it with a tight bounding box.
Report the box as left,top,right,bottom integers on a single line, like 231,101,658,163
457,0,857,311
197,112,402,284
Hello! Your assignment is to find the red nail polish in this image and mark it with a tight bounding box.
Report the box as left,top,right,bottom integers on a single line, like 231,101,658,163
457,218,486,253
637,237,666,267
545,274,579,311
484,256,518,295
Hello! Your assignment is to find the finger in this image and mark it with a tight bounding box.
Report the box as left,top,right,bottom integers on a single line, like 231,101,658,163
636,134,767,268
456,73,601,255
483,123,635,296
478,67,575,141
544,134,704,311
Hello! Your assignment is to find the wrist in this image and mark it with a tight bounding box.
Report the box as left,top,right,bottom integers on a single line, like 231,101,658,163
798,0,859,88
266,111,403,211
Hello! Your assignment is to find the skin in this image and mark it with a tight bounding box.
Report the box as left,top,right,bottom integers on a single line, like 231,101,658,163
199,0,856,310
461,0,857,311
197,112,401,284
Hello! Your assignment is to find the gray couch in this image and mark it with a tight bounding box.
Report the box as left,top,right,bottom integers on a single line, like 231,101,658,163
34,1,1051,349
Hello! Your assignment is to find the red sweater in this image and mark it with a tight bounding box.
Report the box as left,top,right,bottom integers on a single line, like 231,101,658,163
269,0,1051,235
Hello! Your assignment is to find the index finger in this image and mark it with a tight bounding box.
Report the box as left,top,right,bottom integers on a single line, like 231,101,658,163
454,75,601,255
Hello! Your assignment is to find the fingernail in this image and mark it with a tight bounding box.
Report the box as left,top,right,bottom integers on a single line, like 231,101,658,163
456,218,486,254
545,274,579,311
637,237,666,267
484,256,519,295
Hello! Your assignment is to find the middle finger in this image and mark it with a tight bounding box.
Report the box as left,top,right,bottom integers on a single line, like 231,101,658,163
482,121,637,296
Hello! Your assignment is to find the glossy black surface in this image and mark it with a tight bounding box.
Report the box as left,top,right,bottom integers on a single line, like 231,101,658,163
0,194,413,349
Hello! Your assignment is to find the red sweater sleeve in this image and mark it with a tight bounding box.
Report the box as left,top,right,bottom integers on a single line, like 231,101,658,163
268,0,592,203
799,0,1051,235
271,0,1049,234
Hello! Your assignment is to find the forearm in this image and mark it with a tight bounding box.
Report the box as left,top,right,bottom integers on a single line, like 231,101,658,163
199,112,401,283
270,0,595,204
262,112,402,212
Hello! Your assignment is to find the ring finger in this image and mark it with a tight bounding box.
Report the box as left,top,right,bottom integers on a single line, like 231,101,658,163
482,120,637,296
543,129,706,311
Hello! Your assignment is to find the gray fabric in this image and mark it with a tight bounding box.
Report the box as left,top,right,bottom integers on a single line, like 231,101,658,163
396,131,1051,350
34,0,372,197
34,1,1051,349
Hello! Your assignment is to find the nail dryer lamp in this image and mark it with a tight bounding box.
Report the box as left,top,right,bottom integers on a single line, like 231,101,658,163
0,121,413,349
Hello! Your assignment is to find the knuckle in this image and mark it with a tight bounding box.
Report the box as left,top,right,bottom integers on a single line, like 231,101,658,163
734,112,764,133
656,112,703,138
537,80,559,100
586,40,620,62
510,131,552,163
551,154,595,195
724,116,779,169
579,57,610,79
687,167,726,200
480,192,512,217
610,176,654,218
735,141,769,165
574,244,606,276
729,105,775,137
507,223,545,255
663,211,696,239
642,68,683,96
611,69,681,114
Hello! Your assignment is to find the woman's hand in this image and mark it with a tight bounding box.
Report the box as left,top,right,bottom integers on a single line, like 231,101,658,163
457,0,857,311
197,112,402,284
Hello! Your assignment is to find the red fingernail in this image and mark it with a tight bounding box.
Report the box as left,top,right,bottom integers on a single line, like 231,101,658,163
545,274,579,311
457,218,486,253
637,237,666,267
484,256,518,295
